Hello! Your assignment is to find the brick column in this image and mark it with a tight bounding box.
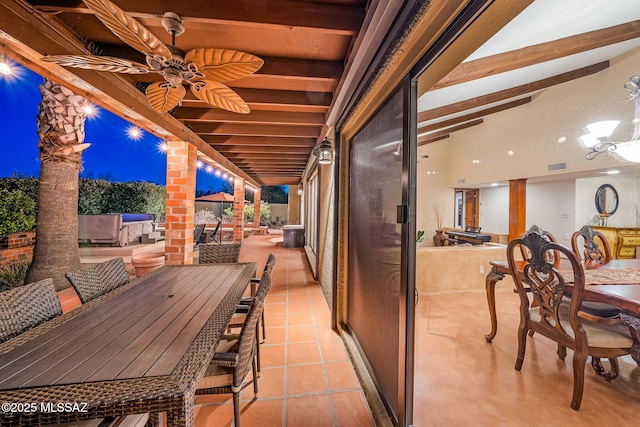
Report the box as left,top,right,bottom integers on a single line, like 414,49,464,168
253,188,261,226
165,140,197,265
233,177,245,243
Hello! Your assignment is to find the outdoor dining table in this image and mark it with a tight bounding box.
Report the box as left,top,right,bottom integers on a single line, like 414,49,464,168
484,258,640,345
0,262,256,427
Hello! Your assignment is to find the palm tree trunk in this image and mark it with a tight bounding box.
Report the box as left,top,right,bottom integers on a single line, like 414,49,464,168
26,80,89,290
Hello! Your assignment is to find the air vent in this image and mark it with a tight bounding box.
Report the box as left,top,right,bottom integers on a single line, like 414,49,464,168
457,178,465,184
548,162,567,171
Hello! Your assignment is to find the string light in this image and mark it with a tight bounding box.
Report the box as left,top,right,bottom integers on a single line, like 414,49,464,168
158,141,168,152
196,160,204,168
126,125,143,140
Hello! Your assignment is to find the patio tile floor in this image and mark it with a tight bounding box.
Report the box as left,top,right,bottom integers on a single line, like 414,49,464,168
58,231,375,427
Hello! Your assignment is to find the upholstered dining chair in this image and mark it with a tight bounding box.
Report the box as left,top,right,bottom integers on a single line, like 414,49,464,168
198,242,241,264
507,225,635,410
0,278,62,343
571,224,612,266
196,270,271,427
65,257,130,304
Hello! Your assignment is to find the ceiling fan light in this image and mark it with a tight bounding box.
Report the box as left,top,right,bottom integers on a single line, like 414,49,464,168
0,54,12,75
612,141,640,163
579,133,599,148
586,120,620,139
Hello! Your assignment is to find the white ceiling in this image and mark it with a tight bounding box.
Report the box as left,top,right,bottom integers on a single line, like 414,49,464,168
418,0,640,119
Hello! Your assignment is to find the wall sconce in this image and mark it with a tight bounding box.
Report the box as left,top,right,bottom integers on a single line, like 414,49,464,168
297,184,303,195
314,137,333,164
0,44,12,76
582,75,640,162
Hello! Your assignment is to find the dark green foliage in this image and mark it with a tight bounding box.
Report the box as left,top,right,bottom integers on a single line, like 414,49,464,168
102,181,165,220
0,177,166,234
261,186,288,204
78,179,111,214
0,188,37,237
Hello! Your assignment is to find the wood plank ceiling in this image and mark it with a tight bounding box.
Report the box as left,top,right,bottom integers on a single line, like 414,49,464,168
22,0,368,186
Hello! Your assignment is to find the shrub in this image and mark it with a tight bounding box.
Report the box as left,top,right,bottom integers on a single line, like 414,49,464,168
0,188,37,238
223,202,271,225
0,261,30,291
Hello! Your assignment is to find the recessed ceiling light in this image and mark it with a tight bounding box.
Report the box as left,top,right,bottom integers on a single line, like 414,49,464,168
557,136,567,143
508,150,514,156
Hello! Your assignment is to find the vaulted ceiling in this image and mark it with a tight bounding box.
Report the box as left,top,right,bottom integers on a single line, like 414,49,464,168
1,0,368,186
417,1,640,151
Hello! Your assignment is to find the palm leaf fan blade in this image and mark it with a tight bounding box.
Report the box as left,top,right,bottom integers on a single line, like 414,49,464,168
82,0,171,61
190,80,250,114
41,55,150,74
146,82,186,113
185,49,263,82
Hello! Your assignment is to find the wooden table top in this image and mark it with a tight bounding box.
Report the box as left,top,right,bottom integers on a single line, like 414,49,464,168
0,263,256,426
0,263,256,389
490,258,640,316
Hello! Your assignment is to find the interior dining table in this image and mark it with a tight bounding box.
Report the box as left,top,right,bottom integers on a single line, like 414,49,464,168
0,262,256,427
484,258,640,346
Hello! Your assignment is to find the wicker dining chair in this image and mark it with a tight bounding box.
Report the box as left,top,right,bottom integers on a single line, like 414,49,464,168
65,257,130,304
230,253,276,373
241,253,276,341
198,242,241,264
196,270,271,427
0,278,62,343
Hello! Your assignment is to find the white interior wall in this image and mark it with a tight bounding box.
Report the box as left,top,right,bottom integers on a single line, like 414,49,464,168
417,47,640,244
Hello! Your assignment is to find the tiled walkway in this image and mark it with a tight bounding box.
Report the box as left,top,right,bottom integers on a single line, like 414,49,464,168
58,231,375,427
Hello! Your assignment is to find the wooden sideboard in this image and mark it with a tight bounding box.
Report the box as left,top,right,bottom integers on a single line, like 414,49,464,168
591,226,640,259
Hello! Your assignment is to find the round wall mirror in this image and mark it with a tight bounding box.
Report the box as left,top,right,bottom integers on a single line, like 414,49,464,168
595,184,619,216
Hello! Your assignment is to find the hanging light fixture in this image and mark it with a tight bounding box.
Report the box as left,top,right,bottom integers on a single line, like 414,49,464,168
297,184,303,195
582,75,640,161
0,44,12,76
314,137,333,164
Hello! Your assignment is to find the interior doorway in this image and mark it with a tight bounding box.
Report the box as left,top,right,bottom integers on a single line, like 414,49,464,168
464,189,480,229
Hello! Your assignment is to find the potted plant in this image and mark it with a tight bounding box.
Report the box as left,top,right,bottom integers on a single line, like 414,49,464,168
416,230,425,247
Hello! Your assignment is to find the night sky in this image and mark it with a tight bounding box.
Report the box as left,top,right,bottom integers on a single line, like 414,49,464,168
0,60,229,194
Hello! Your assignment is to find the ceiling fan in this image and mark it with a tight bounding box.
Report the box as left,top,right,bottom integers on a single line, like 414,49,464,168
41,0,263,114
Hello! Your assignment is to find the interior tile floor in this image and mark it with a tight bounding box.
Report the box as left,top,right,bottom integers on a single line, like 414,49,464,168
414,288,640,426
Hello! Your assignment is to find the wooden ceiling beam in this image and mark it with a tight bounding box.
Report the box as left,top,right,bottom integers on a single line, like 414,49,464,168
418,97,531,133
202,136,317,147
182,88,332,108
131,58,343,83
215,146,312,154
222,154,311,162
32,0,365,35
174,109,325,126
418,61,609,122
190,123,322,138
233,157,309,163
418,119,483,146
417,134,449,146
432,20,640,90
